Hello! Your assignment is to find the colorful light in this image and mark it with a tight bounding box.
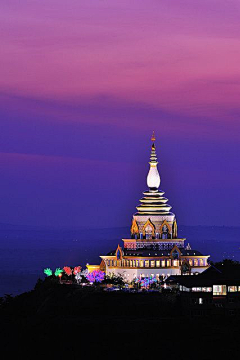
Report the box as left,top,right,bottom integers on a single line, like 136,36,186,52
81,269,88,277
63,266,72,276
73,266,81,275
86,270,105,283
44,268,52,276
75,272,82,284
134,276,158,288
54,268,63,277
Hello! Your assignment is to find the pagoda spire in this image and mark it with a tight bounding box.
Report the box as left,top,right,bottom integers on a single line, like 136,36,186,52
135,133,173,215
147,131,161,189
151,131,156,142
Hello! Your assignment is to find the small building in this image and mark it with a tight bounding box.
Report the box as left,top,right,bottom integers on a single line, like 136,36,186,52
166,267,240,317
88,133,210,281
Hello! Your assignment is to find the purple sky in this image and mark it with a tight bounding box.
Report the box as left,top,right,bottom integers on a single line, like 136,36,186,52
0,0,240,227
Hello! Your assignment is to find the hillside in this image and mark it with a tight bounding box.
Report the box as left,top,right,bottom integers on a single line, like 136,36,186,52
1,280,240,359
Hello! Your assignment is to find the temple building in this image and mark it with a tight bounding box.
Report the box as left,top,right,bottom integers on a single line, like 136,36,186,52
87,133,210,281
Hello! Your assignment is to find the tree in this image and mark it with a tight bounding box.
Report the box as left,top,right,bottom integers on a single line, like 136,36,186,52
44,268,53,276
54,268,63,277
86,270,105,283
212,259,240,276
103,274,125,286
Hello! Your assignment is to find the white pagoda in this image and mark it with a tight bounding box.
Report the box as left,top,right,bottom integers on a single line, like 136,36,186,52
88,133,210,281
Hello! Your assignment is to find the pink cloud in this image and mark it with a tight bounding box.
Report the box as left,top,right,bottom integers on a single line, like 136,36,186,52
1,0,240,119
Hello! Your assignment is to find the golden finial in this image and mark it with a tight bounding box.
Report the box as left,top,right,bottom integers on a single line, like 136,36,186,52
151,131,156,142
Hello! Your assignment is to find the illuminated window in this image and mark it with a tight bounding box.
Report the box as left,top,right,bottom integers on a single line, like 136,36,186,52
161,260,165,267
132,260,135,267
166,260,170,267
202,287,212,292
173,260,178,266
199,298,203,304
189,259,193,266
136,260,139,267
140,260,144,267
192,287,202,292
213,285,227,296
156,261,160,267
151,261,155,267
145,260,149,267
130,260,132,267
228,286,237,292
194,259,198,266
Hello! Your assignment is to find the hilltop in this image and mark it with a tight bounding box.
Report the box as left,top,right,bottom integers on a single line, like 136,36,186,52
1,279,240,359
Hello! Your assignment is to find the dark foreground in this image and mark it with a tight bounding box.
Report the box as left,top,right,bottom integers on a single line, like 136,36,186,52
1,281,240,359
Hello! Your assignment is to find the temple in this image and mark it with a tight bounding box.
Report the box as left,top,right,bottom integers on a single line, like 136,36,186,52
88,133,210,281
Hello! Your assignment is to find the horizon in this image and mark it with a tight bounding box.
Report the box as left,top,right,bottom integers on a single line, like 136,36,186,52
1,221,240,230
1,222,240,296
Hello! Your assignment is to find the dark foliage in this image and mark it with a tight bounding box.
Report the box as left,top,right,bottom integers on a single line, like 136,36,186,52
103,274,125,286
1,277,240,359
212,259,240,277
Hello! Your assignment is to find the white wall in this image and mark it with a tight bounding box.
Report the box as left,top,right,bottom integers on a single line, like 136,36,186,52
106,267,181,282
106,265,208,281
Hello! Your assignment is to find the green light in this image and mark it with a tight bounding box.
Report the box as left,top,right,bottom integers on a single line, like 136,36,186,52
55,268,63,276
44,268,53,276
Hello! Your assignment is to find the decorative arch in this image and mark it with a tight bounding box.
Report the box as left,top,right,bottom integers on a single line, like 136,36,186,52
100,260,106,272
115,244,123,260
131,218,139,235
170,245,181,260
160,220,172,234
181,259,191,275
142,218,155,236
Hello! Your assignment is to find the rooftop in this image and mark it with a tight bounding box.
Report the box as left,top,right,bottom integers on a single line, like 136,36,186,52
106,249,203,257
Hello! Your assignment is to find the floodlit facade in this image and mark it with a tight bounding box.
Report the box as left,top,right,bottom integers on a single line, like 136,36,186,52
88,133,210,281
